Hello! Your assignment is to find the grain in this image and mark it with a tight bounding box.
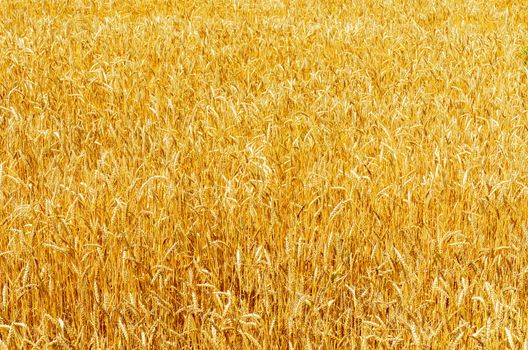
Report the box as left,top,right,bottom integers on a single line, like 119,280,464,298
0,0,527,348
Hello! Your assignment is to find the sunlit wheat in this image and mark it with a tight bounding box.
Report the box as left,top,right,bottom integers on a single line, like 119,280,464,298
0,0,527,348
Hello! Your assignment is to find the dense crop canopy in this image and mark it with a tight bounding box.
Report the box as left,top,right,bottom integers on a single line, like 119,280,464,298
0,0,527,348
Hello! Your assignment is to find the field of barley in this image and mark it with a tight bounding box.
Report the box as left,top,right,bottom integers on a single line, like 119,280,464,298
0,0,527,348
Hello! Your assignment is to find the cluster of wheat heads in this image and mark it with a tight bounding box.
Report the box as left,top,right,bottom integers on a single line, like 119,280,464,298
0,0,527,348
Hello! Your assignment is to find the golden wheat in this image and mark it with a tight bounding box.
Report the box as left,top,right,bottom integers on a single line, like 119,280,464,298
0,0,527,348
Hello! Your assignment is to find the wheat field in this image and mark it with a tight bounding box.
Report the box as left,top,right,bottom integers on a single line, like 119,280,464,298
0,0,527,348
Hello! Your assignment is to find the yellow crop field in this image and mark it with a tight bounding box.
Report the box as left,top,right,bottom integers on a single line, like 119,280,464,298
0,0,527,348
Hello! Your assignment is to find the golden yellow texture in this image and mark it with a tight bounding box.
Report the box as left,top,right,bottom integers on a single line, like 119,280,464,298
0,0,527,348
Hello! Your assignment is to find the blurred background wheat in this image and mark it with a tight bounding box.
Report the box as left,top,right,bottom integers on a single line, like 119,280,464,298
0,0,527,348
